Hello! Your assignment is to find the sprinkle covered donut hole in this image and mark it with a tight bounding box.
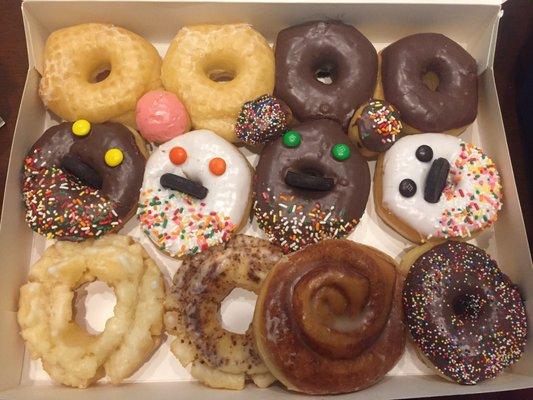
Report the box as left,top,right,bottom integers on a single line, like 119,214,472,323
403,241,527,385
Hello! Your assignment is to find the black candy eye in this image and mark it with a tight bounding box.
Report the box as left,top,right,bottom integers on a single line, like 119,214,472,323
399,179,417,197
416,145,433,162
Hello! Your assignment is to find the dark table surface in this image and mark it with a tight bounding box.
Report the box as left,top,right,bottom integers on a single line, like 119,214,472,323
0,0,532,399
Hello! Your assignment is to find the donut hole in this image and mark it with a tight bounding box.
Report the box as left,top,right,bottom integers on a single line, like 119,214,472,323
313,62,337,85
220,287,257,334
73,281,116,335
89,62,112,83
452,292,485,320
208,69,236,82
422,70,440,92
204,57,237,83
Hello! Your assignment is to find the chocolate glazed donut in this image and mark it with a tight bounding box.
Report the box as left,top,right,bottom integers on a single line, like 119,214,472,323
253,119,370,253
22,122,146,240
274,21,378,130
381,33,478,134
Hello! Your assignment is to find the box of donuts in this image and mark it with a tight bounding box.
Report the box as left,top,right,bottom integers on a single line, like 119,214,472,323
1,0,531,398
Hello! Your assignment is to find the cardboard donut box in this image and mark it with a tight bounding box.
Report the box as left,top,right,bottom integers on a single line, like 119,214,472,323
1,0,531,399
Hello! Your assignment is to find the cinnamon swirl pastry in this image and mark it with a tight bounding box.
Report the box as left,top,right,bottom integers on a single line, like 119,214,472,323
253,240,405,394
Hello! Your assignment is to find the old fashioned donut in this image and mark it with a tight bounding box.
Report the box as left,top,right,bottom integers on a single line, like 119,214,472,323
402,241,527,384
39,23,162,127
253,119,370,253
165,235,283,390
17,235,165,388
22,121,146,240
374,134,502,243
253,240,405,395
274,20,377,130
381,33,478,135
162,24,275,143
138,130,252,258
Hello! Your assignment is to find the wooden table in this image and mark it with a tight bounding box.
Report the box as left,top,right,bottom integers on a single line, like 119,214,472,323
0,0,531,398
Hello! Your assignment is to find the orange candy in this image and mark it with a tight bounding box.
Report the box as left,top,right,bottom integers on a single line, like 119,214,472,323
209,157,226,175
169,146,187,165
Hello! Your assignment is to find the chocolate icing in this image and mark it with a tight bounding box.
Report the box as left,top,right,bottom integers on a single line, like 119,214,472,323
22,122,145,240
381,33,478,132
253,119,370,252
274,21,377,130
403,242,527,384
355,99,402,152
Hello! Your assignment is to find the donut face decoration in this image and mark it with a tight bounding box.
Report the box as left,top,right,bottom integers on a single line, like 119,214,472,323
254,119,370,253
381,134,502,240
22,122,145,240
138,130,252,257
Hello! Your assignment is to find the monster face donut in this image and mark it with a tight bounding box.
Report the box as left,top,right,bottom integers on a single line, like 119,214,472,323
39,23,162,128
381,33,478,135
254,119,370,252
22,121,146,240
138,130,252,257
402,241,527,384
275,20,377,130
375,134,502,243
162,24,275,142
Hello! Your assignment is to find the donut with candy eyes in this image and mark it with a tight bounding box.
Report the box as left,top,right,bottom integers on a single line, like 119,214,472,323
253,119,370,253
374,134,503,243
138,130,252,257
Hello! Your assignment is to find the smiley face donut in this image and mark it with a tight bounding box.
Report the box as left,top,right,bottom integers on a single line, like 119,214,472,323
374,134,503,243
254,119,370,253
22,121,146,240
138,130,252,257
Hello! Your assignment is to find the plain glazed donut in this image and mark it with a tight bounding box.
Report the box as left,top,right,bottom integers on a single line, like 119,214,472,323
164,235,283,390
22,121,146,240
253,240,405,395
402,241,527,384
17,235,165,388
253,119,370,253
381,33,478,135
39,23,162,128
374,134,502,243
161,24,275,143
274,20,377,130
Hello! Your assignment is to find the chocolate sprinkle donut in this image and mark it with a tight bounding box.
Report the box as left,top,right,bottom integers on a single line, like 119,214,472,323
403,241,527,384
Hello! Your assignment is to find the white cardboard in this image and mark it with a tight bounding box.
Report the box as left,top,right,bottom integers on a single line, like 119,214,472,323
1,1,531,399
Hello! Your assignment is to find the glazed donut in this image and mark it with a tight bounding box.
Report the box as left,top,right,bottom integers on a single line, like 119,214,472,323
402,241,527,384
253,240,405,395
162,24,275,143
374,133,502,243
39,23,162,128
348,99,403,158
138,130,252,257
274,20,377,130
17,235,165,388
381,33,478,135
253,119,370,253
22,121,146,240
165,235,283,390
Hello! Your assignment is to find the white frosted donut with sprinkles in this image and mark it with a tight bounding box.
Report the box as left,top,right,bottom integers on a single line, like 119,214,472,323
378,134,502,242
137,130,252,257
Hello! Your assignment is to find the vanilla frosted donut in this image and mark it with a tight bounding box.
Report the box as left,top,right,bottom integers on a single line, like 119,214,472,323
375,134,502,242
138,130,252,257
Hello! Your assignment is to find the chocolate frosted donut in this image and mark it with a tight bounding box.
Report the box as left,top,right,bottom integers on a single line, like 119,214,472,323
274,21,377,130
22,121,146,240
381,33,478,134
253,119,370,252
403,241,527,385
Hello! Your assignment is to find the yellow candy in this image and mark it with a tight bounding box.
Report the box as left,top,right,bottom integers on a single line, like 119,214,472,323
72,119,91,136
104,148,124,167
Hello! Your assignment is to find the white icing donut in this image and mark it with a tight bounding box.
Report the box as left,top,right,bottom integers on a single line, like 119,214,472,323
381,134,502,240
138,130,252,257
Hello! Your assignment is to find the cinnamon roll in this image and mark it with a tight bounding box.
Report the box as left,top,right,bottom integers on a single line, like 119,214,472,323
253,240,405,394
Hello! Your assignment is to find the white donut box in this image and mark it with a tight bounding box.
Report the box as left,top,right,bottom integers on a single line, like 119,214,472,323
1,0,531,399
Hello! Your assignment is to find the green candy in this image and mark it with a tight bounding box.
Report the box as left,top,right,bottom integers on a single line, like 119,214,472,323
282,130,301,148
331,143,351,161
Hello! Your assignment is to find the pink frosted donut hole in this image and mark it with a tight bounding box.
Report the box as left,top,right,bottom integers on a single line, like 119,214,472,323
135,90,191,143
